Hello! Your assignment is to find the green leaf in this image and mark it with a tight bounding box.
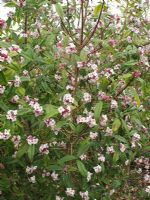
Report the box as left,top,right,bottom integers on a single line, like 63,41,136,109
114,135,128,144
0,101,8,112
55,3,64,19
28,145,35,162
112,118,121,132
16,143,28,159
94,4,102,17
133,88,141,107
77,140,91,157
16,87,25,96
76,160,88,177
58,155,76,165
113,151,119,163
44,104,59,118
94,101,103,121
80,50,88,61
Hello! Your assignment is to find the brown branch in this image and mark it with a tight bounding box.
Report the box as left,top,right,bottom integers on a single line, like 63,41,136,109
79,0,105,51
114,76,135,100
80,0,84,45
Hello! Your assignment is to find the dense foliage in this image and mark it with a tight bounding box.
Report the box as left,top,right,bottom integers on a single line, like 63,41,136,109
0,0,150,199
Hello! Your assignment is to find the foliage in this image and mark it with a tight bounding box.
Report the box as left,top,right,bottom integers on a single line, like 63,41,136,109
0,0,150,199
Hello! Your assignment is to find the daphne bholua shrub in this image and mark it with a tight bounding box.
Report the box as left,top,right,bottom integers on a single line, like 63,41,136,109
0,0,150,199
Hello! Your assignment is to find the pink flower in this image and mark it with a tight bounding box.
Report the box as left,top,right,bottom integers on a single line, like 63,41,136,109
0,129,11,140
44,118,56,129
14,75,21,87
0,19,6,29
11,135,21,148
0,49,12,63
82,93,92,103
6,110,17,122
93,165,102,173
132,71,141,78
11,95,19,104
63,93,74,105
58,106,71,118
9,45,22,53
65,188,75,197
39,143,49,154
65,43,77,54
27,135,38,145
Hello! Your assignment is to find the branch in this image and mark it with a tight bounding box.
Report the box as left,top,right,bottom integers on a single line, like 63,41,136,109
114,76,135,100
80,0,84,44
79,0,105,50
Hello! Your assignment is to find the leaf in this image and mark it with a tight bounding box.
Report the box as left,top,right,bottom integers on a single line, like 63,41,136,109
0,41,10,48
77,140,91,157
76,160,88,177
28,145,35,162
112,118,121,132
16,87,25,96
94,101,103,121
0,101,8,112
114,135,128,144
16,143,28,159
121,119,129,133
55,3,64,19
46,165,62,171
44,104,59,118
123,60,138,67
17,108,32,116
58,155,76,165
80,50,88,61
133,88,141,107
94,4,102,17
113,151,119,163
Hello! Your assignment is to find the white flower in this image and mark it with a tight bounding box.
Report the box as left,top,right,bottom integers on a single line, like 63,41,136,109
58,106,71,118
79,191,89,200
98,154,105,162
87,171,92,182
0,85,5,94
11,95,19,103
28,176,36,183
90,132,98,140
65,43,77,54
120,143,126,152
39,143,49,154
100,114,108,127
0,129,11,140
14,75,21,87
83,93,92,103
145,185,150,194
80,154,87,161
63,93,74,105
111,99,118,109
93,165,102,173
9,44,22,53
87,70,99,83
6,110,17,122
56,196,64,200
51,171,59,181
26,166,37,174
44,118,56,129
105,127,113,136
65,188,75,197
27,135,38,145
11,135,21,148
107,146,115,154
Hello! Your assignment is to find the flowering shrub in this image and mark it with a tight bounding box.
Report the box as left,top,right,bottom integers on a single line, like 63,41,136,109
0,0,150,199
